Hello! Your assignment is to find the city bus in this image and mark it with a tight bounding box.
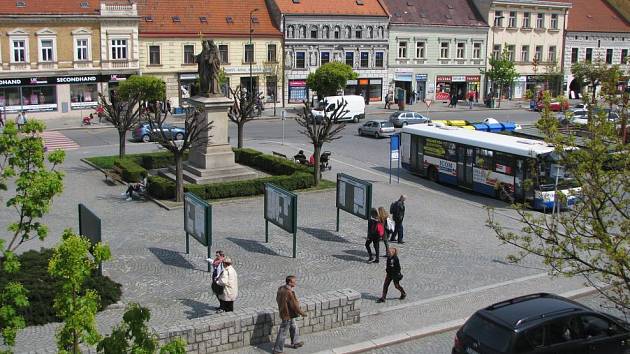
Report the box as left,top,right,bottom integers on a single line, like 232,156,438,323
400,124,580,210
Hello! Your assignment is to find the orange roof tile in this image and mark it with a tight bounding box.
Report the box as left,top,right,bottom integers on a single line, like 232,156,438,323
565,0,630,32
272,0,388,16
137,0,282,38
0,0,100,15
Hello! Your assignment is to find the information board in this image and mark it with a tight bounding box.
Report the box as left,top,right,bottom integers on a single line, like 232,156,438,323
184,192,211,247
264,183,297,234
78,203,102,275
336,173,372,220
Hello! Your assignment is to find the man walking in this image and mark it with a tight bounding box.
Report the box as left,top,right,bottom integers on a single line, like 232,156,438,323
273,275,306,354
389,195,406,244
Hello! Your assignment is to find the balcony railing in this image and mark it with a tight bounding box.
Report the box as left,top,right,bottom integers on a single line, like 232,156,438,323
101,3,137,16
103,59,139,69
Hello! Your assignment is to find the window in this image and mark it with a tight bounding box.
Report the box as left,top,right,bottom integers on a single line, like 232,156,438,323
508,11,516,28
586,48,593,62
494,11,503,27
535,45,543,61
522,12,531,28
360,51,368,67
40,39,54,62
571,48,578,63
295,51,305,68
473,42,481,59
550,14,558,29
440,42,449,59
606,48,613,64
456,42,465,59
76,39,89,61
536,13,544,29
580,315,626,339
310,29,317,39
244,44,254,63
493,44,501,59
334,26,340,39
320,51,330,65
398,41,407,58
219,45,229,64
110,39,127,60
345,52,354,66
355,28,362,39
506,45,515,61
183,44,195,64
323,26,330,39
548,46,556,62
521,45,529,62
148,45,160,65
622,49,628,64
267,44,277,62
475,148,494,171
416,41,425,58
494,152,515,175
375,52,384,67
12,40,26,62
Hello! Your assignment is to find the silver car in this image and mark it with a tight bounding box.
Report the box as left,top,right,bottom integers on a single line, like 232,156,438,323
389,111,431,128
358,120,395,138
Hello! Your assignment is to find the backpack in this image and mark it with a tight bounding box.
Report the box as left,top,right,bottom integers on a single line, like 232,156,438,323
390,202,398,216
369,220,384,238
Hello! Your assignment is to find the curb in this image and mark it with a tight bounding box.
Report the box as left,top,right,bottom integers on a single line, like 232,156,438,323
314,286,600,354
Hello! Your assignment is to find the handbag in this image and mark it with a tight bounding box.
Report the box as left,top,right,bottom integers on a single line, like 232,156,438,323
211,281,224,295
392,273,403,282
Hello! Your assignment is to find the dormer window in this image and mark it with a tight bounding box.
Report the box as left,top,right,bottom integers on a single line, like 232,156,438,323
16,1,25,7
199,16,208,23
172,16,181,23
80,1,89,8
226,16,233,24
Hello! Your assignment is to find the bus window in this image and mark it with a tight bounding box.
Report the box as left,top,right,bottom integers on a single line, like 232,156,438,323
494,152,515,175
475,148,494,170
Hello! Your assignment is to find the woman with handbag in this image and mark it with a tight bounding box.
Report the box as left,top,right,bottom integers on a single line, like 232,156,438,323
210,250,225,312
216,257,238,312
376,247,406,303
377,207,391,257
365,208,382,263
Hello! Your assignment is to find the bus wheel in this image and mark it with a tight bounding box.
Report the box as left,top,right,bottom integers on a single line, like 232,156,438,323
428,166,439,182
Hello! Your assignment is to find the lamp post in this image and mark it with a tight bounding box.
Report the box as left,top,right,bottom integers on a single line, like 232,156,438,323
249,8,259,108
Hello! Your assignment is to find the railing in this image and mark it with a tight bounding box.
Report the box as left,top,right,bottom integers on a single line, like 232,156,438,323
103,59,139,69
100,3,137,16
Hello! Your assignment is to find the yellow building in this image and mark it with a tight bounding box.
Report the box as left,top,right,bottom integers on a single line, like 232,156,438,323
0,1,139,119
138,0,283,110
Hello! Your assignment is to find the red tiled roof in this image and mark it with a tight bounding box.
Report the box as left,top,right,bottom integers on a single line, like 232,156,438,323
273,0,388,16
137,0,282,38
0,0,100,15
565,0,630,32
382,0,487,27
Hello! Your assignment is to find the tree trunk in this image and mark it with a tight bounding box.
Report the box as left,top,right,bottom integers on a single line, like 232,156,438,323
72,289,79,354
591,83,597,106
313,145,321,186
175,153,184,202
118,130,126,159
237,122,244,149
497,84,502,108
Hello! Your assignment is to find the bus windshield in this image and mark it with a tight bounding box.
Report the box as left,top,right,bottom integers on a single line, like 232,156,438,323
535,153,578,191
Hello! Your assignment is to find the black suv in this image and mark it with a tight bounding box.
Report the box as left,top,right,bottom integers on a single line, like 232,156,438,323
452,293,630,354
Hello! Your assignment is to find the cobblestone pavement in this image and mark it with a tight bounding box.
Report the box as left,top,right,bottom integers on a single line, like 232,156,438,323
1,139,591,353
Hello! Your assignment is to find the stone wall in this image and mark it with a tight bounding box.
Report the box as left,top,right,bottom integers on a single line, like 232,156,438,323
154,289,361,353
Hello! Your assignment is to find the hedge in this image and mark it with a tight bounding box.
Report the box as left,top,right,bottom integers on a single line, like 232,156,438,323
204,173,314,199
140,151,189,170
148,175,175,199
113,158,146,183
233,148,312,175
0,248,122,326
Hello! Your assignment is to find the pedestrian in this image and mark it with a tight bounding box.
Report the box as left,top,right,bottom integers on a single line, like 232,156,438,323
451,92,458,108
0,112,4,128
216,257,238,312
273,275,306,354
166,99,172,114
384,92,390,109
377,207,391,257
365,208,383,263
96,104,104,123
389,195,406,244
475,89,479,103
15,111,26,130
209,250,225,311
376,247,406,303
468,91,474,110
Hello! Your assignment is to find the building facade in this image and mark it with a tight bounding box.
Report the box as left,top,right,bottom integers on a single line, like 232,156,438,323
472,0,571,99
137,0,283,110
383,0,488,104
0,0,139,119
562,0,630,98
266,0,389,105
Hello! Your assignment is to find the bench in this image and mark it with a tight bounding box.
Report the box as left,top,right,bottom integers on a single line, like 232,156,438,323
272,151,288,159
103,166,125,185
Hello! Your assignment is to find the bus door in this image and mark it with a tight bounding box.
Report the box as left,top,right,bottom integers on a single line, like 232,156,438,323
411,136,425,175
457,146,474,188
514,159,525,202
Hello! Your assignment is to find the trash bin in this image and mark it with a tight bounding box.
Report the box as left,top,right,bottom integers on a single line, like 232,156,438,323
472,123,490,131
487,123,503,132
501,122,516,132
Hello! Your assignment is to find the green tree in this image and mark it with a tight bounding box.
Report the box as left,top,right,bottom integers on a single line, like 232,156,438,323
571,58,609,106
487,72,630,314
99,75,166,159
306,62,358,99
480,47,519,108
49,230,111,353
0,120,65,350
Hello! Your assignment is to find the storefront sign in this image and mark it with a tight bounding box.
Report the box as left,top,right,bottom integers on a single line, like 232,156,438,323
436,75,452,82
466,75,481,82
0,104,57,112
369,79,382,84
289,80,307,87
179,73,199,80
452,75,466,82
416,74,428,81
223,66,272,75
395,72,413,82
346,80,358,85
0,79,24,87
56,76,98,84
0,74,132,87
359,79,369,85
71,101,99,109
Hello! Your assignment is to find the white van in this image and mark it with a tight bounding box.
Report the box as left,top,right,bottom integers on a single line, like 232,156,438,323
311,95,365,123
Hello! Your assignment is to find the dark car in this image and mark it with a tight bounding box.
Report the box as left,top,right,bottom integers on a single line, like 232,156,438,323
452,293,630,354
132,122,186,142
389,111,431,128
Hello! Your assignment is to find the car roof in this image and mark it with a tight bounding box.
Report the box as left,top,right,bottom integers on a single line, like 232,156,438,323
369,119,389,123
478,293,591,330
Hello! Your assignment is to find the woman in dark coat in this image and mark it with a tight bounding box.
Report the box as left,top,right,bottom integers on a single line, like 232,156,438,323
376,247,406,303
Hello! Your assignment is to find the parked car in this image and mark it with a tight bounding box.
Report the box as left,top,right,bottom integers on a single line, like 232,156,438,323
132,122,186,142
559,108,620,126
358,120,395,138
389,111,431,128
536,99,569,112
452,293,630,354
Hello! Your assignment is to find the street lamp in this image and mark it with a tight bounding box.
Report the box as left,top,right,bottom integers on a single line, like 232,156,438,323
249,8,259,107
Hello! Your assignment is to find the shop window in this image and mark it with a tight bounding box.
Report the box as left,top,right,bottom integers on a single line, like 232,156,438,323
244,44,254,64
267,44,277,62
440,42,449,59
606,49,613,64
375,52,384,67
295,52,305,68
40,39,54,62
0,87,21,107
369,82,382,101
570,48,578,63
473,42,481,59
75,38,89,61
456,42,465,59
398,41,407,58
70,83,98,108
360,52,369,68
12,40,27,62
521,45,530,62
219,45,229,64
149,45,160,65
522,12,530,28
416,41,425,58
536,13,544,29
183,45,195,64
110,39,128,60
320,51,330,65
22,85,57,106
345,52,354,67
550,14,558,29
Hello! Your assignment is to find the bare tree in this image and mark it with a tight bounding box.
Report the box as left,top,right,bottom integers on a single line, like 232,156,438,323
227,86,263,149
145,103,213,202
99,92,141,159
295,100,347,185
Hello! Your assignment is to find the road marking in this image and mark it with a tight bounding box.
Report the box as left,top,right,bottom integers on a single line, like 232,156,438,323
41,131,80,151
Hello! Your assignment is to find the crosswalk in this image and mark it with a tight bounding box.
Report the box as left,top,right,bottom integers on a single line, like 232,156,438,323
41,131,80,151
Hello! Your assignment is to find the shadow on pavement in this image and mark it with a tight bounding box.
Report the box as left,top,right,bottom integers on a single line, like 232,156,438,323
148,247,195,270
226,237,280,256
361,292,381,301
179,298,218,319
332,254,366,263
299,227,350,243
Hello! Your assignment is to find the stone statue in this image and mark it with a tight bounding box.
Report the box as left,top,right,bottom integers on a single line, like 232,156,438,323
196,40,221,97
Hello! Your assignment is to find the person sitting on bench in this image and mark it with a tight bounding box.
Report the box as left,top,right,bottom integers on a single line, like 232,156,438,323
294,150,307,164
123,176,147,201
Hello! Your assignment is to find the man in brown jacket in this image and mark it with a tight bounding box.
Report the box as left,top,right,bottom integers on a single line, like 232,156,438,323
273,275,306,354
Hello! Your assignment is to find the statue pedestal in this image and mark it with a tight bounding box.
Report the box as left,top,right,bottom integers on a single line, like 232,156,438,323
172,95,257,184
